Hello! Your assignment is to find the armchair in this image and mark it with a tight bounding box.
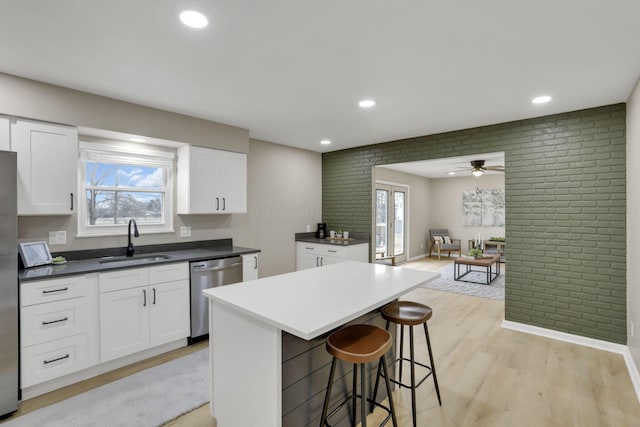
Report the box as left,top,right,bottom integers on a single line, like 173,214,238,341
428,229,461,260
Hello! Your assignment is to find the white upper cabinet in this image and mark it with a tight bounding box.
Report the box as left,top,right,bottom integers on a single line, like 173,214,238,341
0,116,9,151
11,119,78,215
177,145,247,214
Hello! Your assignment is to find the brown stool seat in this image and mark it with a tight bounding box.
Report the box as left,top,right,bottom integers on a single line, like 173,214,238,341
381,301,432,326
327,324,392,364
321,324,398,426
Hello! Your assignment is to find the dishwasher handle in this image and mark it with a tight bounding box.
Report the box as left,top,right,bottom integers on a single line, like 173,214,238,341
192,262,243,272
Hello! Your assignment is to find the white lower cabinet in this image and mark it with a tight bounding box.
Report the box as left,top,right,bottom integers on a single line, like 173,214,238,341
296,242,369,271
20,274,99,388
242,252,260,281
99,263,189,363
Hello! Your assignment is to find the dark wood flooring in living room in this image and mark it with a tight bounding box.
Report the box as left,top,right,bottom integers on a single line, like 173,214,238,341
7,256,640,427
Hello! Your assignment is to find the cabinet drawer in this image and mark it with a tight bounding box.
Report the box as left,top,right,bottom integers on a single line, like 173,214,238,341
21,275,88,306
21,334,88,388
296,242,346,258
21,298,88,346
319,245,345,257
149,263,189,285
99,268,148,293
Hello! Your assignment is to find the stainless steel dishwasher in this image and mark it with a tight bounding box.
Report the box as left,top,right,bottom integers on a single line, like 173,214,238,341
189,256,243,342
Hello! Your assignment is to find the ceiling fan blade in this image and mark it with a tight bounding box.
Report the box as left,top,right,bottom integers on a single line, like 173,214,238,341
484,165,505,172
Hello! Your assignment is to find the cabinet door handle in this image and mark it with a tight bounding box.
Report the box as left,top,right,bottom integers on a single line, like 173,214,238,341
320,257,324,266
216,197,220,211
152,288,156,305
328,250,337,253
43,354,69,365
222,197,226,210
70,193,74,211
305,247,314,250
42,317,68,326
253,256,258,269
42,287,68,294
143,289,147,307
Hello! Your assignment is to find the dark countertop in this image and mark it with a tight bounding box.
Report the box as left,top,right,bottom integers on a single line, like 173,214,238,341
19,239,260,282
294,232,369,246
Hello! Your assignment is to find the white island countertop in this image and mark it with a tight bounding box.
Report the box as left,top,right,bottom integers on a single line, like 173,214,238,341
203,261,439,340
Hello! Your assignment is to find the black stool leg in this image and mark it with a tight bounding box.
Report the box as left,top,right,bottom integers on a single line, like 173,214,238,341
361,363,367,427
352,363,358,426
370,320,390,413
424,323,442,405
370,358,383,413
409,325,417,427
380,354,398,427
320,358,337,427
398,324,405,384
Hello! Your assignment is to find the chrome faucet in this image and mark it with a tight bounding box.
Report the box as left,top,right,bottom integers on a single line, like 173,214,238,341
126,219,140,257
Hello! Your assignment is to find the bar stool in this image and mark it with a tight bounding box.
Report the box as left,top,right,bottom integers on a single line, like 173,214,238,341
320,324,398,427
371,301,441,427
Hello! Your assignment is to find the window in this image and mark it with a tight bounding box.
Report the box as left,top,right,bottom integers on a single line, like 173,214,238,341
78,141,174,237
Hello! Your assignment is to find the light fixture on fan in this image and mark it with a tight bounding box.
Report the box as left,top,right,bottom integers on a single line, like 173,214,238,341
471,160,485,177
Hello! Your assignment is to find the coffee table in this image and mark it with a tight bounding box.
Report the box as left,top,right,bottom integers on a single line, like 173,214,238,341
454,254,501,285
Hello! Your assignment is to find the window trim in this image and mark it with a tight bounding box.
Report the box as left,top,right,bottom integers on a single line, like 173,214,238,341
77,141,175,237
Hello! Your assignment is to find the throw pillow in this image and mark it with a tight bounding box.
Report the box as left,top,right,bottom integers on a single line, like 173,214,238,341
442,235,451,244
433,236,443,244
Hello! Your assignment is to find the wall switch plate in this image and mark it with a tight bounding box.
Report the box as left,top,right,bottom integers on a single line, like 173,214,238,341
306,224,312,232
180,226,191,238
48,231,67,245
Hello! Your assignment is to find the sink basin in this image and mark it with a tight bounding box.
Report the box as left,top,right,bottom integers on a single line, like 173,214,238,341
100,254,173,267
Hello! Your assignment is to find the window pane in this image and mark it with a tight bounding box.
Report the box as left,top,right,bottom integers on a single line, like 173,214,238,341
85,162,163,189
86,190,163,225
376,189,388,254
394,191,405,256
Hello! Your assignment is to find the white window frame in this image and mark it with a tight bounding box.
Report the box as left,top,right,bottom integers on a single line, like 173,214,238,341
77,140,175,237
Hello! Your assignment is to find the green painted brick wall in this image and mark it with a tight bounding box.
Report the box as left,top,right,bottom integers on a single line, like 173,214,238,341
322,104,627,344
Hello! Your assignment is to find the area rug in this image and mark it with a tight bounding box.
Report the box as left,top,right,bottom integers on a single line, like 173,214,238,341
417,264,505,300
5,348,209,427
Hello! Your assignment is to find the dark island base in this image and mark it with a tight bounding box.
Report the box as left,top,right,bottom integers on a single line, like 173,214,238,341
282,310,396,426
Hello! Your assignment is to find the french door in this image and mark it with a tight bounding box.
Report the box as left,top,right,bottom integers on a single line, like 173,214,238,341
375,183,407,264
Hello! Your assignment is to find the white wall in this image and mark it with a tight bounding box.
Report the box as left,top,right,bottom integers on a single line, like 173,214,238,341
627,76,640,366
430,174,505,253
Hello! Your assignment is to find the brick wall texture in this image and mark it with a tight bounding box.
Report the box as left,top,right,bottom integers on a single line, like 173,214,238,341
322,104,627,344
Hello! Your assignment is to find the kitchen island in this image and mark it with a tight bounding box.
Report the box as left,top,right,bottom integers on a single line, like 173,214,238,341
203,261,439,427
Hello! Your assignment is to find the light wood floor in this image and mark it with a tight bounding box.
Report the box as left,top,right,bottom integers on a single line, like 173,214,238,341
5,256,640,427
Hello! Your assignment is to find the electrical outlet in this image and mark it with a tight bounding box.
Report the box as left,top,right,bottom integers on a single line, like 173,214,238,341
180,226,191,238
306,224,312,232
48,231,67,245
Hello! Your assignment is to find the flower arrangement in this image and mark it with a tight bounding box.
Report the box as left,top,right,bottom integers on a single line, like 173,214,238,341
468,247,484,258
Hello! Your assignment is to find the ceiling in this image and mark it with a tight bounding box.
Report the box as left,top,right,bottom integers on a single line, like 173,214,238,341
380,152,505,179
1,1,639,153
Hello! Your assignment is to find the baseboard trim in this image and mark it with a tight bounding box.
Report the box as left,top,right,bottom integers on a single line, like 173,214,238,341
407,253,427,262
502,320,640,403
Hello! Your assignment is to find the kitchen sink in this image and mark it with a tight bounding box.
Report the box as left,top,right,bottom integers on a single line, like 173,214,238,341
99,254,173,267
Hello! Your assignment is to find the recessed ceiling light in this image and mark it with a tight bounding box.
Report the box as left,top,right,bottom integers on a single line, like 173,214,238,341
180,10,208,29
128,137,146,143
359,100,376,108
532,95,552,104
448,171,456,175
320,139,332,145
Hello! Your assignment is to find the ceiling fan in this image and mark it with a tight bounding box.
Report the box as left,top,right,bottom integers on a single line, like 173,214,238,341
467,159,505,177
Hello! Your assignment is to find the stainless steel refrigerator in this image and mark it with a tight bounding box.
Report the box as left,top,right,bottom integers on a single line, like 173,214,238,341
0,151,18,417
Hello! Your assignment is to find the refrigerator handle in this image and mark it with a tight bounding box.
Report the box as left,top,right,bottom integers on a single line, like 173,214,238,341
70,193,74,211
